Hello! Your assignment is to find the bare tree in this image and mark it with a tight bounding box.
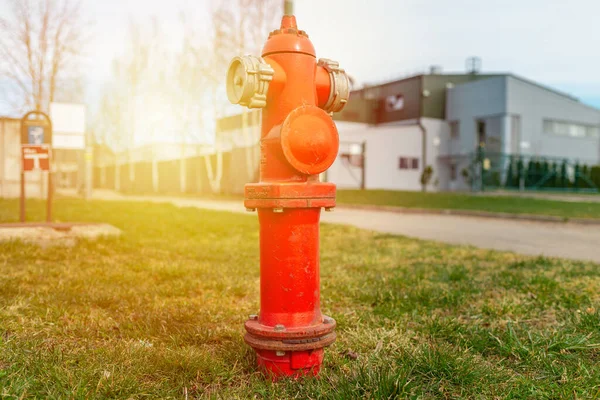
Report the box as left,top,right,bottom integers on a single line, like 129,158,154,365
172,12,212,193
201,0,281,192
92,1,282,194
123,21,151,188
93,59,130,191
0,0,86,114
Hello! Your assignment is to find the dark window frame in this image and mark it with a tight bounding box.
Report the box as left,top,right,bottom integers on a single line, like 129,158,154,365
399,157,420,170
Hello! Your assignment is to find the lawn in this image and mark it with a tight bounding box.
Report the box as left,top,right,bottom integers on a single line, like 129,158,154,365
1,198,599,398
337,189,600,220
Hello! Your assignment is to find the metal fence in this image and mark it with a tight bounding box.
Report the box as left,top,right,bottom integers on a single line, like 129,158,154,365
468,149,600,193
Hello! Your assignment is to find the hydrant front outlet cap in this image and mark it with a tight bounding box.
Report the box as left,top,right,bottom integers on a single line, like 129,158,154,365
281,105,339,175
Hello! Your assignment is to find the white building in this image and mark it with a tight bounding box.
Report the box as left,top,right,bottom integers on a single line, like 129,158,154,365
327,73,600,191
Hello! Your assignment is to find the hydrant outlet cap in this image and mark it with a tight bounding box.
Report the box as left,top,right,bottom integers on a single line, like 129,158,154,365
226,56,274,108
281,105,339,175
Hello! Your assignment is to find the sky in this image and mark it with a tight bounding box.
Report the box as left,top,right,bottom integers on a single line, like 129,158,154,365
1,0,600,114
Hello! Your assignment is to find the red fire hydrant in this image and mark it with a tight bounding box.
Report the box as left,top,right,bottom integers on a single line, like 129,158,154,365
226,14,349,377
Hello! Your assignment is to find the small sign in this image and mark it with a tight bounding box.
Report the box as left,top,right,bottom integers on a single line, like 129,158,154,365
483,158,491,171
28,126,45,144
22,145,51,172
21,111,52,145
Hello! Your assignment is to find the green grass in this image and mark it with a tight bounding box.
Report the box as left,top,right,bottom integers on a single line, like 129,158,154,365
337,189,600,220
1,198,600,398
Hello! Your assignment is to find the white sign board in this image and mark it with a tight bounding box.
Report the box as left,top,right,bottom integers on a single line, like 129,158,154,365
50,102,86,149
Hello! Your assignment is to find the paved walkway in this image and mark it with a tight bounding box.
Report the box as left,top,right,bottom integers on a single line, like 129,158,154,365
67,190,600,263
324,208,600,263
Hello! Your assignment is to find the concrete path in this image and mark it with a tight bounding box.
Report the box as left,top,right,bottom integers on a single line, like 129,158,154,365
323,208,600,263
64,190,600,263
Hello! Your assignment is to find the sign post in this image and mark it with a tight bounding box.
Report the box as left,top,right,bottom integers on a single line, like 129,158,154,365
20,111,53,223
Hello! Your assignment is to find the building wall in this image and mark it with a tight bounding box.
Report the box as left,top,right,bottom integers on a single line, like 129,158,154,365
446,75,600,164
53,148,84,189
215,121,261,193
445,76,508,155
444,75,600,191
374,76,422,124
422,74,501,119
328,119,447,192
444,77,507,191
334,88,377,124
423,118,451,191
327,122,368,189
343,74,502,126
506,76,600,164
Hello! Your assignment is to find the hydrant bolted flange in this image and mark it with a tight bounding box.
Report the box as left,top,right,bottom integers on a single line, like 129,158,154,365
244,316,337,354
226,14,349,378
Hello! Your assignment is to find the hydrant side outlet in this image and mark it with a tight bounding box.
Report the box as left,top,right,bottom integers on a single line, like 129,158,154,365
225,14,349,379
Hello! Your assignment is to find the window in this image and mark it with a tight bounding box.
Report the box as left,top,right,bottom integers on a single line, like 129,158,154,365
477,120,486,135
399,157,408,169
340,153,363,168
543,119,600,139
399,157,420,170
385,94,404,112
477,120,486,145
340,143,364,168
450,164,457,181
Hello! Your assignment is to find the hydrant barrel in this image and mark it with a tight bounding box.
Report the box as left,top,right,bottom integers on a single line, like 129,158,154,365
258,209,322,328
226,13,349,378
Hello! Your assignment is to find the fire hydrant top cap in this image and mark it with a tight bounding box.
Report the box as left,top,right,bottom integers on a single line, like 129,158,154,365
262,16,316,57
281,105,339,175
